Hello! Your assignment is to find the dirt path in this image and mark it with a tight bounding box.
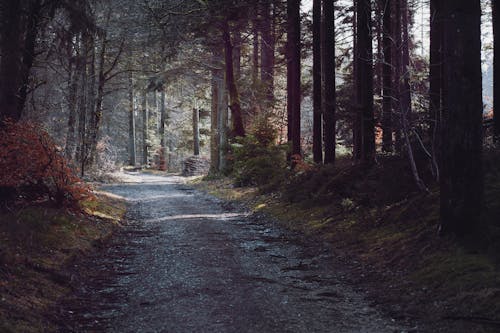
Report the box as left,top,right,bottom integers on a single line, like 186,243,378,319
59,173,410,332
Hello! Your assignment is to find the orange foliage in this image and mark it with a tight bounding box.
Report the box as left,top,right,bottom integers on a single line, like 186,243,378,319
0,120,92,207
291,154,316,173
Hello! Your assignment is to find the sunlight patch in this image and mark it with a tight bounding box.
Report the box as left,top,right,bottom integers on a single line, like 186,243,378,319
144,213,245,223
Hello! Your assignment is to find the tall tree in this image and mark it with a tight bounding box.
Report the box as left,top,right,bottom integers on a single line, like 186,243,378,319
222,17,245,137
429,0,442,178
323,0,336,164
439,0,483,236
493,0,500,142
287,0,301,158
159,89,167,170
312,0,323,163
381,0,393,152
355,0,375,164
128,66,137,166
261,0,275,108
142,90,149,165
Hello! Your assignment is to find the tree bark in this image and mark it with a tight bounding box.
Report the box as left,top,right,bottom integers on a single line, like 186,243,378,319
261,0,275,108
429,0,442,178
382,0,393,152
312,0,323,163
159,90,166,170
356,0,375,165
493,0,500,142
392,0,402,154
287,0,301,159
128,67,136,166
210,62,220,172
89,34,107,166
252,6,260,87
218,67,229,171
322,0,336,164
65,36,81,160
142,90,149,165
193,108,200,156
222,18,245,137
352,1,362,161
0,0,22,122
401,0,412,122
440,0,483,237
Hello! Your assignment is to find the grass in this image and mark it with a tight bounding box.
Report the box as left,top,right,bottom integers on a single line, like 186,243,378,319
192,153,500,331
0,193,126,332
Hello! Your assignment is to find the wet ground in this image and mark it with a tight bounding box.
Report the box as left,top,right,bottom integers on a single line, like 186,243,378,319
59,173,410,332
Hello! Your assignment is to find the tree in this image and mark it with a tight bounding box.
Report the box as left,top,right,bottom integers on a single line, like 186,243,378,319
222,17,246,138
355,0,375,165
381,0,393,152
493,0,500,142
287,0,301,159
261,0,275,108
322,0,336,164
0,0,41,123
429,0,442,178
312,0,323,163
439,0,483,236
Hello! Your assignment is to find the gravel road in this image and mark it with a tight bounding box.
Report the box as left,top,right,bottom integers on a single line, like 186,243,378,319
60,173,409,333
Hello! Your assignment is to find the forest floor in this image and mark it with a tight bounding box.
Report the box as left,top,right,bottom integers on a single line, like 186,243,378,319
0,190,126,332
1,167,499,332
192,156,500,333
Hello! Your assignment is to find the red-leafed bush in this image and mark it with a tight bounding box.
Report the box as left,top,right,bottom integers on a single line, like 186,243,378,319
0,120,92,207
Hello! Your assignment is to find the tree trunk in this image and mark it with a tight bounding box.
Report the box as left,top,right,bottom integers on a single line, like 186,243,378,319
261,0,275,108
142,90,149,165
429,0,442,179
356,0,375,165
128,68,136,166
382,0,393,152
392,0,402,154
159,90,166,170
89,34,107,166
287,0,301,159
401,0,412,122
323,0,336,164
218,67,229,171
0,0,22,123
193,108,200,156
352,1,362,160
440,0,483,237
18,0,42,119
493,0,500,142
312,0,323,163
65,37,81,160
210,61,220,172
252,6,260,87
76,40,89,177
222,18,245,137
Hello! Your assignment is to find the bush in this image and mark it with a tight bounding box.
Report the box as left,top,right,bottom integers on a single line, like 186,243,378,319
0,121,91,207
231,117,288,188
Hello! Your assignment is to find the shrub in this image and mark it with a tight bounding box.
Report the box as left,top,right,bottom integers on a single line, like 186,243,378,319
0,121,92,207
231,117,288,188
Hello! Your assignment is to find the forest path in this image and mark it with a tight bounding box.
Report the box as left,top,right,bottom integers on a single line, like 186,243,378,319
60,172,408,332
